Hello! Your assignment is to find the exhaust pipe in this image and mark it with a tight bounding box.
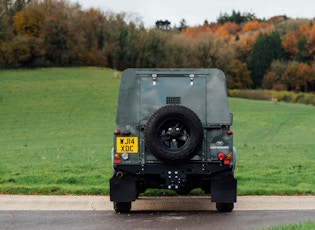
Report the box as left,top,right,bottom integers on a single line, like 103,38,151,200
116,171,124,178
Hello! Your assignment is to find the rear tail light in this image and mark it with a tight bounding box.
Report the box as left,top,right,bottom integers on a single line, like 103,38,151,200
114,129,121,135
113,154,120,164
217,152,225,161
226,130,233,136
217,152,232,164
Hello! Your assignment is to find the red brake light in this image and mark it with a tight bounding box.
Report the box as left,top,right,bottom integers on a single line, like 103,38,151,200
217,152,225,161
113,154,121,164
224,159,230,165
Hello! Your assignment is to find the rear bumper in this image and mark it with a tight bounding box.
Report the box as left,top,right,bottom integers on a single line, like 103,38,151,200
110,163,237,203
113,162,233,175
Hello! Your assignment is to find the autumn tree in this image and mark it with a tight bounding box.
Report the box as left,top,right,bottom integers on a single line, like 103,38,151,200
181,24,212,38
281,61,298,91
13,3,45,37
0,0,31,40
42,17,77,65
294,62,311,92
189,33,216,68
275,18,309,35
241,19,260,33
214,22,240,38
305,23,315,61
282,32,298,60
213,39,235,71
137,29,169,68
262,60,288,90
280,61,313,92
72,9,107,66
226,59,252,89
0,36,31,67
164,34,192,67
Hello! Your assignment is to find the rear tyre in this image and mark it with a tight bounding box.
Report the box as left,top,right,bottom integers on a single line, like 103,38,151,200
216,202,234,212
113,202,131,213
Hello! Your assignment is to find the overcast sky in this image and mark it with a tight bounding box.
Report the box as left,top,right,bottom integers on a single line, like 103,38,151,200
72,0,315,27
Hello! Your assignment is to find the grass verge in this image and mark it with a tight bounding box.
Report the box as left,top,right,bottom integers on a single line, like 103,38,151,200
264,221,315,230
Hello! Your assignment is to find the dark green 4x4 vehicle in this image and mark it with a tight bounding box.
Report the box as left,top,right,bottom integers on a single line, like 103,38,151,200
110,69,237,213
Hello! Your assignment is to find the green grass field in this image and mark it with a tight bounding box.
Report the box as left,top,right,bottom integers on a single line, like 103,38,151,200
0,68,314,195
264,221,315,230
0,68,118,194
230,97,315,194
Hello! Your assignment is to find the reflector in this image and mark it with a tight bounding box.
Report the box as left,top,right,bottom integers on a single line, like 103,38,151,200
114,129,121,135
224,159,230,165
226,130,233,136
113,159,121,164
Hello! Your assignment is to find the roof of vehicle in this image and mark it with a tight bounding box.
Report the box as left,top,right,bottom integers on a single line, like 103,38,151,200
116,68,231,126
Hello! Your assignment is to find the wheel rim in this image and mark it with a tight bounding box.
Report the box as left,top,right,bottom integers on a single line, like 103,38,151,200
157,118,190,151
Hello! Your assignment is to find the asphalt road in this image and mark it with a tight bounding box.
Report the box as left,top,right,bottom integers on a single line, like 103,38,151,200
1,195,314,230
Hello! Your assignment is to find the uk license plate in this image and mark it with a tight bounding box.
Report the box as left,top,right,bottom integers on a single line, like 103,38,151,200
116,137,138,153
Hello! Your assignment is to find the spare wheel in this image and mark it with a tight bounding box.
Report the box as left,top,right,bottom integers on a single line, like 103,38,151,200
144,105,203,164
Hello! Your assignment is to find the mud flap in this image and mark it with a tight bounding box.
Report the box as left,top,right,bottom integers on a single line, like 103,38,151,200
211,176,237,203
110,177,137,202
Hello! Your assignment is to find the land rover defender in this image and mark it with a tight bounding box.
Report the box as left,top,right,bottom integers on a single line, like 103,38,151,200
110,68,237,213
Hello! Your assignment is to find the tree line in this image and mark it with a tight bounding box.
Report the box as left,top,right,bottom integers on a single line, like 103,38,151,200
1,0,315,92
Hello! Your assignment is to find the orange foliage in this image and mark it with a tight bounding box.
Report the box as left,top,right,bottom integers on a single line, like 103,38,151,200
237,32,260,48
13,6,45,37
291,23,315,58
282,32,298,59
296,62,311,92
299,24,309,35
214,26,229,38
262,71,280,89
182,20,274,49
267,16,287,24
181,25,212,38
226,59,252,89
241,20,273,34
241,20,260,33
222,22,240,35
307,24,315,54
